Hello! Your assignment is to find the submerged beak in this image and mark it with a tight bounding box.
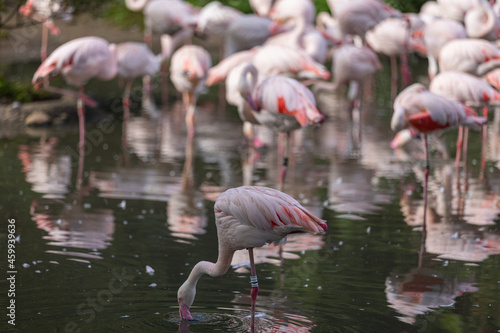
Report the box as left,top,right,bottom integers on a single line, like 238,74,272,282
179,299,193,320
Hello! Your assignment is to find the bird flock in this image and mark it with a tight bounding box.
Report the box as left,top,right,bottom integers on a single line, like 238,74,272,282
19,0,500,330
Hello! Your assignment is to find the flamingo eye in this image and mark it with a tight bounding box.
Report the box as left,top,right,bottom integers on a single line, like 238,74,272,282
183,70,190,76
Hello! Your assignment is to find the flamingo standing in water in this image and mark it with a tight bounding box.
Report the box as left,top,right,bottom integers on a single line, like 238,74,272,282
170,45,212,137
429,71,500,175
19,0,72,61
32,37,117,149
235,63,324,188
177,186,327,332
391,83,487,238
32,36,117,187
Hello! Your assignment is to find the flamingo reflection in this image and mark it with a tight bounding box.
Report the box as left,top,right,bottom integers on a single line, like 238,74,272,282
19,137,115,262
167,135,207,242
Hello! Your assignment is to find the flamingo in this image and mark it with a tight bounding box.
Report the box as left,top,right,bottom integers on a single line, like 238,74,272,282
224,14,277,57
436,0,479,22
235,63,324,188
18,0,72,61
438,38,500,76
429,71,500,174
464,0,500,40
416,18,467,79
169,45,212,137
326,0,401,41
125,0,198,53
177,185,327,332
266,0,328,63
32,37,117,160
316,43,381,143
196,1,243,58
365,17,426,92
249,0,275,17
116,38,170,108
391,83,487,237
206,45,329,86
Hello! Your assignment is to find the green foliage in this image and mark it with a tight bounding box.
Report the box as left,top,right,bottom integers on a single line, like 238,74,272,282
0,77,54,103
100,0,143,29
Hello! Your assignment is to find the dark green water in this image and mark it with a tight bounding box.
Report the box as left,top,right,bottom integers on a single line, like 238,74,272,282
1,57,500,333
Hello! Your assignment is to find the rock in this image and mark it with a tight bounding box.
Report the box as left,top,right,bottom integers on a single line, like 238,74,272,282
25,111,51,126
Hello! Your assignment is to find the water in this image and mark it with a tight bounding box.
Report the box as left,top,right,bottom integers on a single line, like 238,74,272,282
1,56,500,333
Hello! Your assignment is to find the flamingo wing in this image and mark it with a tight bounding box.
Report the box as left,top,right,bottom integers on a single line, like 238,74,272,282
215,186,327,235
255,76,322,126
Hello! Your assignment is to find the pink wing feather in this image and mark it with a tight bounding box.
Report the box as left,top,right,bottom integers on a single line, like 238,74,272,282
215,186,327,234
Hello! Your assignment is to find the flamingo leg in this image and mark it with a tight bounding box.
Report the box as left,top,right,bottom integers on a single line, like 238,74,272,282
400,52,411,87
480,106,488,180
122,80,132,150
248,247,258,333
38,84,98,108
41,22,48,62
278,132,290,191
422,134,429,240
123,78,133,109
76,86,86,189
185,92,196,138
455,126,463,190
390,55,398,99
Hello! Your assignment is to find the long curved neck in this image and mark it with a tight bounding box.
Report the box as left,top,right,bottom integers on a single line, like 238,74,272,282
183,239,235,288
238,65,258,97
290,16,306,45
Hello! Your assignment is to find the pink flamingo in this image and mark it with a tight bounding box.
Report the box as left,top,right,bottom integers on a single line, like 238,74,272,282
249,0,275,17
224,14,277,57
116,39,170,108
415,18,467,79
196,1,242,58
125,0,197,51
235,63,324,188
464,0,500,41
32,37,117,155
169,45,212,137
266,0,328,63
429,71,500,174
437,0,480,22
206,45,329,86
177,186,327,332
365,17,425,92
438,38,500,76
326,0,401,41
391,83,487,237
18,0,72,61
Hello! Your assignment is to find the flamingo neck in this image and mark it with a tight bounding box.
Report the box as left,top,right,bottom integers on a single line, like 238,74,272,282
189,243,235,282
102,44,118,81
289,16,306,47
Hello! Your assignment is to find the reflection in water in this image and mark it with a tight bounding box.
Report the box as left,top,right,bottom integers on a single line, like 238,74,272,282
18,135,115,262
17,137,71,198
167,135,207,242
398,161,500,262
231,233,325,272
30,198,115,262
385,267,478,324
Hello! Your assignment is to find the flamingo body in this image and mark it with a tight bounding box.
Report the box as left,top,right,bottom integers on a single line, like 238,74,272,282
33,36,117,87
391,83,485,134
439,38,500,76
177,186,327,320
429,71,500,105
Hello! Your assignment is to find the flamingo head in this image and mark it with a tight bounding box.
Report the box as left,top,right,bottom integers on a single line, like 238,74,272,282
177,281,195,320
390,129,420,149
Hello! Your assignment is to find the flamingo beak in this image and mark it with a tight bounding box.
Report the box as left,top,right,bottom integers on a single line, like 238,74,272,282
179,299,193,320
